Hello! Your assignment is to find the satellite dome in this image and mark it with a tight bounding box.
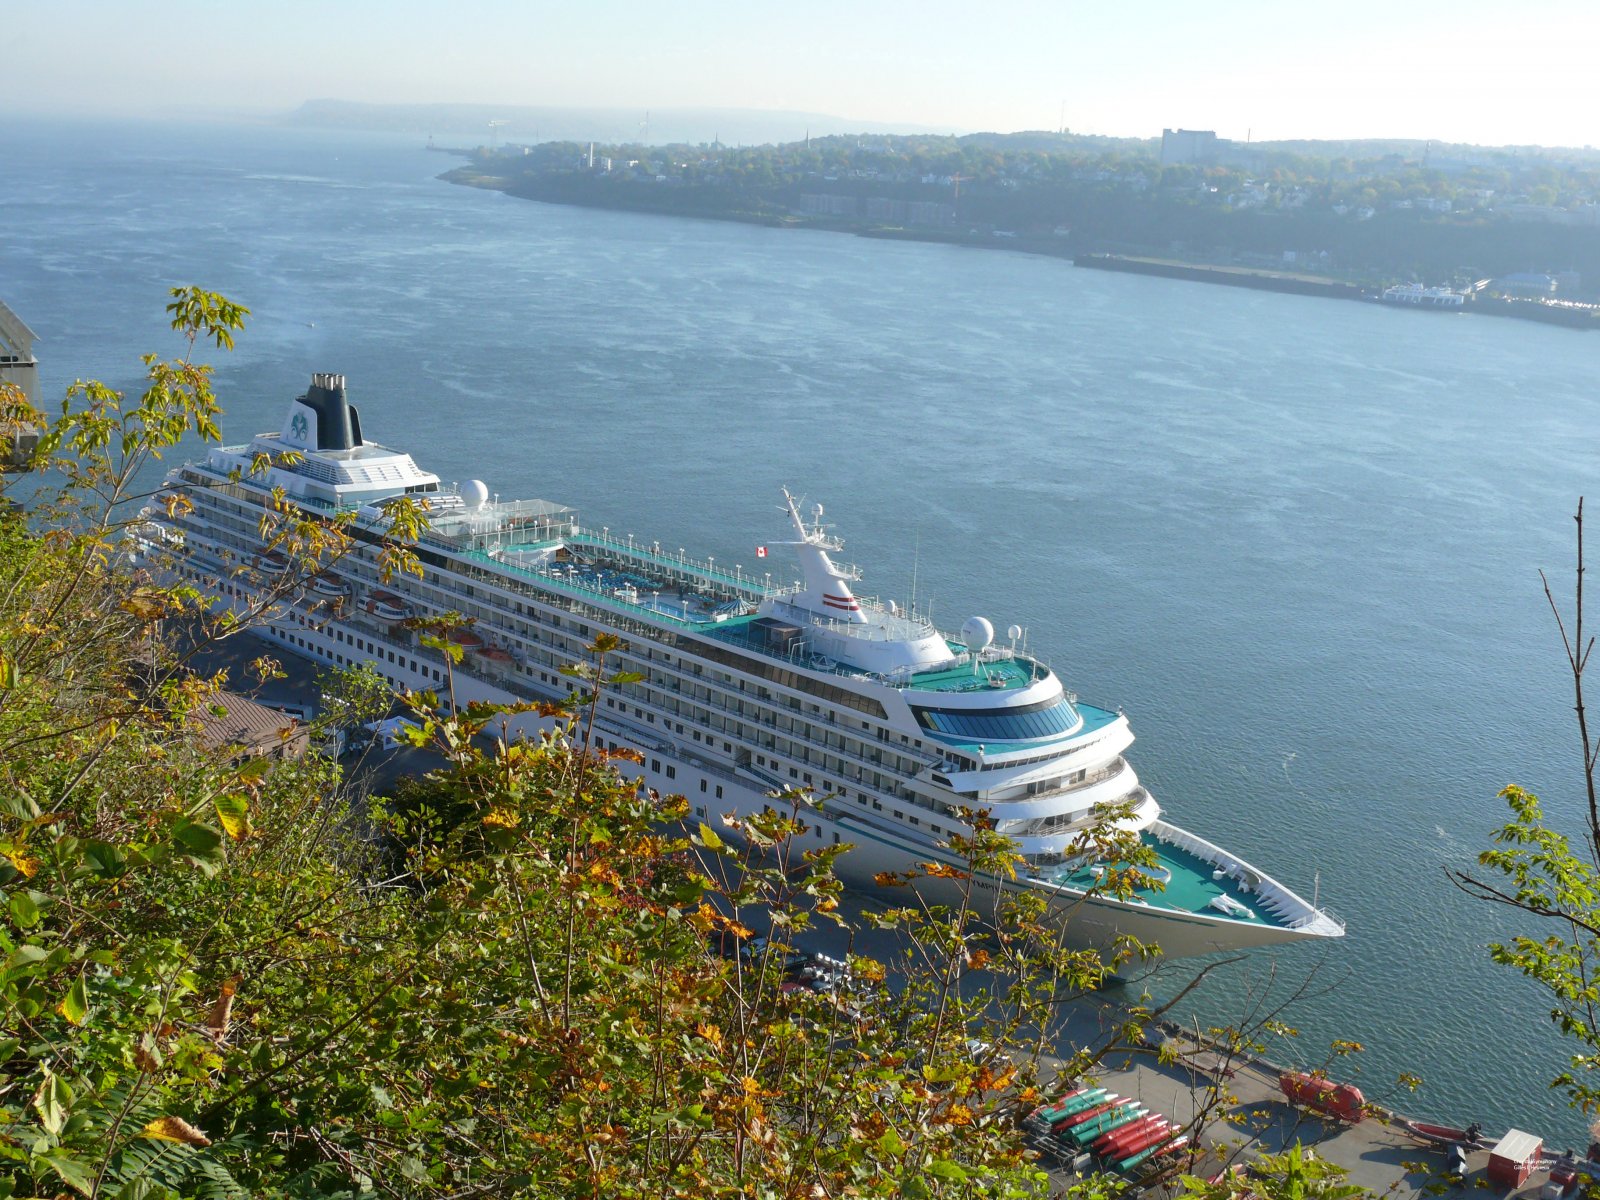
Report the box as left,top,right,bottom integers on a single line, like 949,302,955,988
961,616,994,654
1007,624,1023,643
461,479,490,510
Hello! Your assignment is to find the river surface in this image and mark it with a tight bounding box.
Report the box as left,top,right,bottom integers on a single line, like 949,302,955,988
4,116,1598,1145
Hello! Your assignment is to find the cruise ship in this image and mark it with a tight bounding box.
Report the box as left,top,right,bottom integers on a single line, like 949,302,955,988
1379,282,1465,309
146,374,1345,959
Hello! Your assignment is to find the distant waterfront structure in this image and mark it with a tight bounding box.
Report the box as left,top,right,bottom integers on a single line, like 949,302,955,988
1493,272,1560,298
1161,128,1220,165
0,300,39,471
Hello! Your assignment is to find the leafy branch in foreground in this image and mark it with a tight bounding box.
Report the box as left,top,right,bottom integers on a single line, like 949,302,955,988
1453,499,1600,1112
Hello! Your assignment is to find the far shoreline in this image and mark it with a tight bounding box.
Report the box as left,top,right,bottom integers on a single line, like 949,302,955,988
439,166,1600,333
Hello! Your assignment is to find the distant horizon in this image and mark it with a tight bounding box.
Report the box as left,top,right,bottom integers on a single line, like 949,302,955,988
14,101,1599,158
7,1,1597,151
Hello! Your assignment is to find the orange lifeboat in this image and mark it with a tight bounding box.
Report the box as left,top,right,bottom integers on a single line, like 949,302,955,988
1278,1072,1365,1123
310,572,348,598
448,628,487,652
367,591,412,621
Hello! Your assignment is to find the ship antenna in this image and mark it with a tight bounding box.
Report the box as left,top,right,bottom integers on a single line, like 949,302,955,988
1313,870,1321,911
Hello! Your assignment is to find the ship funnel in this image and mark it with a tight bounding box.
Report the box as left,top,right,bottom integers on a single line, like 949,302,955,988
283,373,364,451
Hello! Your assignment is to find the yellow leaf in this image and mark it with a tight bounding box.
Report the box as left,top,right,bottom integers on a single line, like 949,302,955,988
120,592,167,621
6,850,38,879
142,1116,211,1147
214,795,251,840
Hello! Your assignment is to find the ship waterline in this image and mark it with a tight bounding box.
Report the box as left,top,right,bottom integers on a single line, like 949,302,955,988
145,372,1344,959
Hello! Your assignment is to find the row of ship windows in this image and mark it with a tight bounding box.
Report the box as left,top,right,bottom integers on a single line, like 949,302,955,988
330,548,872,739
226,578,964,839
595,691,921,777
914,702,1078,742
197,525,954,810
266,623,944,844
425,573,931,775
232,574,911,799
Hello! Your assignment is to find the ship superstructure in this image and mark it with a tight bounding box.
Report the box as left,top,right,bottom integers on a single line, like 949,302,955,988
146,373,1344,958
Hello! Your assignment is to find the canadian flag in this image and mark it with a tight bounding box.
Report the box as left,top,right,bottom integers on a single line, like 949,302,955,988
755,545,767,558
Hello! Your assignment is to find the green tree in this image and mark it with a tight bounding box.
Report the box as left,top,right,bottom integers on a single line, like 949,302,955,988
1453,500,1600,1112
1183,1142,1365,1200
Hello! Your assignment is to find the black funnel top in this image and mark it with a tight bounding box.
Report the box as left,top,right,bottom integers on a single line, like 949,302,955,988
300,373,363,450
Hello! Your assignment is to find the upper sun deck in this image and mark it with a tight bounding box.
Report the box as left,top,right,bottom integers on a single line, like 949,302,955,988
232,433,436,492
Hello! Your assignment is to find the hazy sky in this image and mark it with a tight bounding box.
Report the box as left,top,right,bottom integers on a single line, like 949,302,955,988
7,0,1597,146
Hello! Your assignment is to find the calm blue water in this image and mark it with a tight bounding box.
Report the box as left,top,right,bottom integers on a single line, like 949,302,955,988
5,116,1597,1143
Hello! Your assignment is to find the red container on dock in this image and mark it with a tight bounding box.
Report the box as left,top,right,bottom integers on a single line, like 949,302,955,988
1488,1130,1544,1188
1547,1153,1580,1197
1278,1071,1366,1124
